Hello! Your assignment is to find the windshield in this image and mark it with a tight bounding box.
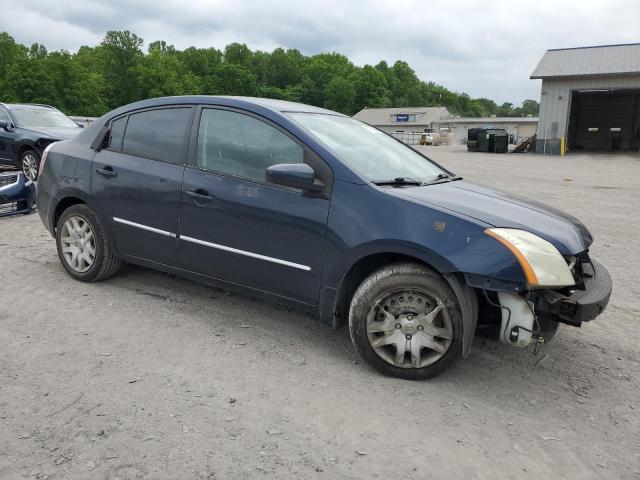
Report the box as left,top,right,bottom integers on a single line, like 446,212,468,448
288,113,446,183
12,108,79,129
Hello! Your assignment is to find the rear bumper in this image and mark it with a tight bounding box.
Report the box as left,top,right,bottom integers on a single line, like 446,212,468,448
534,259,612,326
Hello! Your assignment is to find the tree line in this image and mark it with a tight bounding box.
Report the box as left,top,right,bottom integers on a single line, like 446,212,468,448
0,30,539,118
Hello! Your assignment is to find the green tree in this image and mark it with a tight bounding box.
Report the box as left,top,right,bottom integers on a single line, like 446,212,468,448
99,30,144,108
180,46,222,77
134,40,201,98
324,76,355,114
223,43,253,67
207,63,257,96
43,51,106,115
264,48,304,89
497,102,514,116
0,32,27,82
0,29,531,119
520,99,540,116
350,65,390,111
2,57,57,104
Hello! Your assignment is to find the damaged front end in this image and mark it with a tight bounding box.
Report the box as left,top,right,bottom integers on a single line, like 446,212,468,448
476,230,612,348
0,171,36,217
531,256,612,327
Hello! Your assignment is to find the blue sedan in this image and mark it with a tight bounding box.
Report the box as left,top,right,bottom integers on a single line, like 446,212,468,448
36,96,611,379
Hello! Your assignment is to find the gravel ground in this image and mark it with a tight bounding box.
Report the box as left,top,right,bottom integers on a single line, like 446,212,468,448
1,146,639,480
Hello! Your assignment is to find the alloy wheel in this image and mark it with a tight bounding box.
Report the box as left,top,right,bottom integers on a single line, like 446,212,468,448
366,289,453,368
22,153,38,181
60,216,96,273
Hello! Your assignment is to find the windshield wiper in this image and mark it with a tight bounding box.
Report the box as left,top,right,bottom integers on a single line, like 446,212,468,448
373,177,424,187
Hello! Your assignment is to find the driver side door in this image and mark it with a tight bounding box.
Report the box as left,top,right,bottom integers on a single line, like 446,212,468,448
178,107,332,306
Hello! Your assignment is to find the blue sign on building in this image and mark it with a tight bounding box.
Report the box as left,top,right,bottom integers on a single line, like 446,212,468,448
396,114,409,122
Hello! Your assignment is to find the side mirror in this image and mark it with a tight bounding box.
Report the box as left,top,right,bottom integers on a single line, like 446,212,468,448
266,163,324,192
0,120,9,131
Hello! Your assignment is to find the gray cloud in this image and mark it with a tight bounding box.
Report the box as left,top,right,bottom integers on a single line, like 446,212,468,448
1,0,638,104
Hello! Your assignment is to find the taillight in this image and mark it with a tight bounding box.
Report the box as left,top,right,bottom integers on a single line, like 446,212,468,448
39,143,55,180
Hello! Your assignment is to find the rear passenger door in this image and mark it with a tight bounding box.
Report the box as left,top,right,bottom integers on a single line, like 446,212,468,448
92,106,194,266
178,107,332,305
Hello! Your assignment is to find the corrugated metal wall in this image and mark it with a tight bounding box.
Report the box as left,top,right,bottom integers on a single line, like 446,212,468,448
538,74,640,153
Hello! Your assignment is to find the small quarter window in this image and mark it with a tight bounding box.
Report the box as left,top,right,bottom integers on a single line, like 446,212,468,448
108,117,126,151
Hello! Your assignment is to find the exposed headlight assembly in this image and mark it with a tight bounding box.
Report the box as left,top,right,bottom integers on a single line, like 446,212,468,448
485,228,575,288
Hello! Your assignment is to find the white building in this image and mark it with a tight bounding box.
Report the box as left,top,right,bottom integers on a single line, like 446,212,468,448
531,43,640,154
444,117,538,145
353,107,452,144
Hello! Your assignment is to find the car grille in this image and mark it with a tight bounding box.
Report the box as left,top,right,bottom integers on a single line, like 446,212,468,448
0,174,19,188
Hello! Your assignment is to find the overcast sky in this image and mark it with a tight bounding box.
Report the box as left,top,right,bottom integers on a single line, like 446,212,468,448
1,0,638,105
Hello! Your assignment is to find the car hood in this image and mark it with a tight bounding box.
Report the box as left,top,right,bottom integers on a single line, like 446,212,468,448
21,126,82,141
389,180,592,254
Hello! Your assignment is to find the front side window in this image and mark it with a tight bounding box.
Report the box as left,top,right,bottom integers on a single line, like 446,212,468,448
289,113,445,183
196,109,303,181
122,108,191,164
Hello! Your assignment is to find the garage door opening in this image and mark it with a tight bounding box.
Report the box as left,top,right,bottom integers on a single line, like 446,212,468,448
568,89,640,151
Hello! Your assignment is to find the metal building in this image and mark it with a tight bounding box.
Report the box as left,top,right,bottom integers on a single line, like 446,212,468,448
353,107,452,144
531,43,640,154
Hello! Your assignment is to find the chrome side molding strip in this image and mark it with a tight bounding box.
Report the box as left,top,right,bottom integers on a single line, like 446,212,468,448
113,217,177,238
180,235,311,271
112,217,311,271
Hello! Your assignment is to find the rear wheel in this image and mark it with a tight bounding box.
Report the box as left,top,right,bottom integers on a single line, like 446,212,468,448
349,263,463,380
55,204,121,282
20,149,40,181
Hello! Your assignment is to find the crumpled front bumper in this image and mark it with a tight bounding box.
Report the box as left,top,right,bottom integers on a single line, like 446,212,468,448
534,259,612,326
0,172,36,217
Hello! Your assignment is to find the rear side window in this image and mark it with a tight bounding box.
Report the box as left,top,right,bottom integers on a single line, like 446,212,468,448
196,108,303,181
122,108,191,164
108,116,126,151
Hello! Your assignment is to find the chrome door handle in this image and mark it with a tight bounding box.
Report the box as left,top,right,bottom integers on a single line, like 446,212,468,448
185,190,213,202
96,167,117,178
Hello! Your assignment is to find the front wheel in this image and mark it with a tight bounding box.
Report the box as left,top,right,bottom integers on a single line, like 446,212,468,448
20,149,40,182
55,204,121,282
349,263,463,380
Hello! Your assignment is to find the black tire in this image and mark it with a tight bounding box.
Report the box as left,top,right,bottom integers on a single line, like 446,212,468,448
19,149,41,182
349,263,463,380
55,204,121,282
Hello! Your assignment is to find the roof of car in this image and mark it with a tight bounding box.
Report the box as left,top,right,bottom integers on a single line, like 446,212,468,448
226,96,340,114
118,96,343,116
2,103,56,109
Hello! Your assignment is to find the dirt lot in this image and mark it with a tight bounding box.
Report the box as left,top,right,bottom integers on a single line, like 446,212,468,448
1,146,639,480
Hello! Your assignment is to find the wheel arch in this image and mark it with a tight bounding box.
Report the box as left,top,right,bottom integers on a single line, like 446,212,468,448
325,248,478,358
49,188,93,232
17,140,41,159
53,196,87,231
328,243,453,326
